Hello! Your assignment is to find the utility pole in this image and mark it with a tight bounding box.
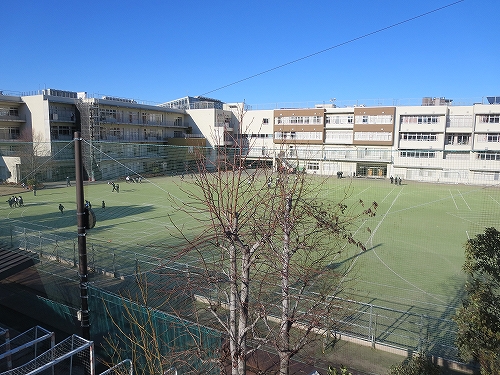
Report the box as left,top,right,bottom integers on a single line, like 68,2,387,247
75,131,90,339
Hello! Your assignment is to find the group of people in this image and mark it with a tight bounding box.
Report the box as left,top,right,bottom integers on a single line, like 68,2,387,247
57,199,105,214
390,176,403,185
125,175,142,183
7,196,24,208
109,181,120,192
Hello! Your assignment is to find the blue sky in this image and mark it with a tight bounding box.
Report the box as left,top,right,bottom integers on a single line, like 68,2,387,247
2,0,499,106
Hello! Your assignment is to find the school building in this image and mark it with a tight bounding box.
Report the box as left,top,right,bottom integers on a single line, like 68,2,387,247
1,88,499,185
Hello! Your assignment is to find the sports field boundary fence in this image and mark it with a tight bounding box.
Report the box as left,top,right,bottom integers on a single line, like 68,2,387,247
0,224,467,366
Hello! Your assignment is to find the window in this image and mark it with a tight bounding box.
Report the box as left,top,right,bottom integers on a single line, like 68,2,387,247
354,132,392,141
477,151,500,161
401,115,439,125
447,115,473,128
477,114,500,123
355,114,393,124
446,134,470,145
274,115,323,125
326,115,354,125
400,133,437,141
307,162,319,170
325,130,353,143
487,134,500,142
400,150,436,158
262,118,269,124
274,131,322,140
110,128,122,137
1,127,20,139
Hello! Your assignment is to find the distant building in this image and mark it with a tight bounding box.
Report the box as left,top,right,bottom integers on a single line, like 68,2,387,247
1,89,499,185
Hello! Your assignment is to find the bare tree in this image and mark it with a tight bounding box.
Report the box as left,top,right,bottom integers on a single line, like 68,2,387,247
17,129,52,186
100,271,221,375
167,106,376,375
257,165,376,375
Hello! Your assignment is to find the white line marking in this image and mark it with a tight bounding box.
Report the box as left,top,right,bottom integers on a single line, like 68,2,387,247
449,189,458,209
457,189,471,210
490,195,500,207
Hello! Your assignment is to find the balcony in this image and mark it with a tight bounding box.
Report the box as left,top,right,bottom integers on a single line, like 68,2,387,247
50,113,75,122
398,140,443,150
98,134,168,143
0,114,25,123
475,122,500,133
99,116,186,128
444,143,471,151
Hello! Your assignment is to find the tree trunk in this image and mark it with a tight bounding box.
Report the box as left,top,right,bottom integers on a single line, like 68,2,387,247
238,246,250,375
279,196,293,375
229,243,239,375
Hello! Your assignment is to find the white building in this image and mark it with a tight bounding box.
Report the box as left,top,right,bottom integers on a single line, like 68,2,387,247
1,89,499,185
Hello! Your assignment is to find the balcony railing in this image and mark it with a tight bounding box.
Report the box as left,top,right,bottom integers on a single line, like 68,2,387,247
98,135,167,142
0,114,25,122
99,117,185,128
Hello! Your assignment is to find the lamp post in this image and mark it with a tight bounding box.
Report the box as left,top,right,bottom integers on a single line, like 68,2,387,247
75,131,90,339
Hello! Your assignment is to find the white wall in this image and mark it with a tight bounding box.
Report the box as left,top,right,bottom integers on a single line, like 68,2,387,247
0,156,21,183
21,95,52,155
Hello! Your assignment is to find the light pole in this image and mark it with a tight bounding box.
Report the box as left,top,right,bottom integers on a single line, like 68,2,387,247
75,131,90,339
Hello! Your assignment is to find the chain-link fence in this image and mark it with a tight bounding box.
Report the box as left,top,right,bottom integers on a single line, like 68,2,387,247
1,224,462,363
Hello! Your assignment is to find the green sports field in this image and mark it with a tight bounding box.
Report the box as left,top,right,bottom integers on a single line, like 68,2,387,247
1,175,499,324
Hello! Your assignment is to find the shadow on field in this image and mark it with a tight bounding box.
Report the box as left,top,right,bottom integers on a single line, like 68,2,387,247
6,204,155,232
327,243,382,270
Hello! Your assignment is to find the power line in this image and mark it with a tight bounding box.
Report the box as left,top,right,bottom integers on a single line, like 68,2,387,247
200,0,465,97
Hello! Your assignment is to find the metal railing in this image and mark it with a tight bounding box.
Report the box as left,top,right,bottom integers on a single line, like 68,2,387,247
2,224,464,363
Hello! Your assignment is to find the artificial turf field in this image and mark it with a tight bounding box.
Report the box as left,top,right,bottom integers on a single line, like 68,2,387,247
1,175,499,324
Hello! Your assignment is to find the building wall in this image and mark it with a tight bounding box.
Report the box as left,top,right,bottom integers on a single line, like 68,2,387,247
3,88,500,186
240,109,274,158
273,108,325,145
21,95,52,156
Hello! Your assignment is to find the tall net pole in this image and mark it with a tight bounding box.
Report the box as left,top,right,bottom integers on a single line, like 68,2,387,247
75,131,90,339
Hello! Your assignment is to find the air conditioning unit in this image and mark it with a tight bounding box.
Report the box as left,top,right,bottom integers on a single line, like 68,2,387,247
52,113,58,120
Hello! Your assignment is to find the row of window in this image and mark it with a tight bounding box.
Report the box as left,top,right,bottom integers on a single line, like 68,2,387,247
325,130,353,141
354,132,392,141
275,116,323,125
477,151,500,160
446,134,470,145
50,126,75,139
326,115,353,125
98,127,168,141
97,109,183,126
355,115,393,125
274,131,323,140
400,133,437,141
0,126,20,139
400,115,440,125
400,151,436,158
476,134,500,142
249,134,272,138
447,115,473,128
0,107,19,117
477,115,500,123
